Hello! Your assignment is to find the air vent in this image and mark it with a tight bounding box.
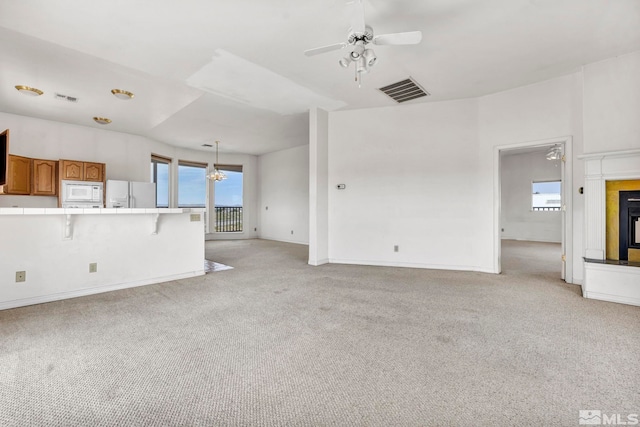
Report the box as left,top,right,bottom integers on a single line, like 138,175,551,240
378,77,429,103
201,143,213,148
54,93,78,103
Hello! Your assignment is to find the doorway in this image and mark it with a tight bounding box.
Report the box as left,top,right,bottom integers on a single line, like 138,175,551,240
494,137,573,282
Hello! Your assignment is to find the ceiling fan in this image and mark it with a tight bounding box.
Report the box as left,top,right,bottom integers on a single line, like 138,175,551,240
304,0,422,85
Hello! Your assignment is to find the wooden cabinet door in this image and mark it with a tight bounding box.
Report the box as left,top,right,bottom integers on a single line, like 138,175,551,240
5,154,31,194
60,160,84,180
84,162,104,182
32,159,57,195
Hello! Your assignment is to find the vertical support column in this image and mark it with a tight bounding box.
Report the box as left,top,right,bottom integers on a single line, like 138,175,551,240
309,107,329,266
583,157,605,260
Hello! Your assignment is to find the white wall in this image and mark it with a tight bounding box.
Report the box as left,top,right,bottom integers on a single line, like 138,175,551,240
328,99,481,271
583,51,640,154
0,112,259,239
258,144,309,244
324,71,586,279
500,150,562,242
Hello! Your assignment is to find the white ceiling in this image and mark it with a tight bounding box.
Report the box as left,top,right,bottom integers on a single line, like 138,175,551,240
0,0,639,155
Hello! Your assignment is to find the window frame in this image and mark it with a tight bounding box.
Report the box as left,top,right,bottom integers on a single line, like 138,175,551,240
214,164,244,233
177,160,208,209
151,154,171,208
531,180,562,212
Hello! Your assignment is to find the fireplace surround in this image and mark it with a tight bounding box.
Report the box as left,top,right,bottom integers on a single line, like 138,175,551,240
619,190,640,261
581,149,640,306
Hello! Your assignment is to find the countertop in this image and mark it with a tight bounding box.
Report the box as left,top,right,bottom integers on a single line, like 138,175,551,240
0,207,204,215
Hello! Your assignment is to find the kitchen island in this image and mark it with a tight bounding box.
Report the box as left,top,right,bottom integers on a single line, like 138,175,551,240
0,208,205,310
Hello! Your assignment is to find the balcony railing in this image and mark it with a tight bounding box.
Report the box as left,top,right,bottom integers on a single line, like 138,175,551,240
215,206,243,232
532,207,561,211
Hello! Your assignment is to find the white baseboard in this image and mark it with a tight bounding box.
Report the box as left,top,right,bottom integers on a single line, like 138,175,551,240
328,258,487,273
583,262,640,307
584,291,640,307
259,236,309,245
308,258,329,266
0,270,205,311
501,237,562,244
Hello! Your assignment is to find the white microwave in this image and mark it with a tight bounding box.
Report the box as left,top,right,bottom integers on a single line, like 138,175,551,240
61,180,104,207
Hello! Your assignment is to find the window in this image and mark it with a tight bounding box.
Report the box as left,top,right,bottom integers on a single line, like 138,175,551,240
214,165,243,232
532,181,561,211
178,161,207,208
151,155,171,208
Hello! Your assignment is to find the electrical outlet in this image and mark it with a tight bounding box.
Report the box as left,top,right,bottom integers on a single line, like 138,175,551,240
291,230,294,235
394,245,399,252
190,214,201,222
89,263,97,273
15,271,26,282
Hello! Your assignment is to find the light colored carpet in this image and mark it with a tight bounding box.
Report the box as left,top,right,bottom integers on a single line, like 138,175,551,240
0,239,638,426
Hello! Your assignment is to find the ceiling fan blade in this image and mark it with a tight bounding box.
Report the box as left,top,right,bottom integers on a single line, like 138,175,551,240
304,42,348,56
349,0,366,35
373,31,422,46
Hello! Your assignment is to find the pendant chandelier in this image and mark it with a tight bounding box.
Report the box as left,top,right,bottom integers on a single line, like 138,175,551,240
546,145,562,161
207,140,227,181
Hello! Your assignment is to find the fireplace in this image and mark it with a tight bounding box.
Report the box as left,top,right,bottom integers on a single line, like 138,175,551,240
605,181,640,263
581,150,640,307
619,191,640,261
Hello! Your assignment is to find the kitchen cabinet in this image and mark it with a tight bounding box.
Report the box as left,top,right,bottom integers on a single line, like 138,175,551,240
1,154,32,195
84,162,104,182
32,159,57,196
60,159,105,182
60,159,84,180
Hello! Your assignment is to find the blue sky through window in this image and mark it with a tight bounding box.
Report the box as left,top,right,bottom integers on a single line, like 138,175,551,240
155,163,169,207
532,181,561,194
215,171,243,207
152,161,242,208
178,165,206,207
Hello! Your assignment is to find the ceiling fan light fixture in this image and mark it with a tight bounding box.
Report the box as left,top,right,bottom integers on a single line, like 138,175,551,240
339,57,352,68
546,145,562,160
363,49,377,67
303,0,422,86
111,89,134,100
350,41,365,60
356,56,369,74
15,85,43,96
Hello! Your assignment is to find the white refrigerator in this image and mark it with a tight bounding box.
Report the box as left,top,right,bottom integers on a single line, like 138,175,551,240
106,180,156,208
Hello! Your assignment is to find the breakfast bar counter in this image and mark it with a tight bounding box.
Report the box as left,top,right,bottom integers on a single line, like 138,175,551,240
0,208,205,310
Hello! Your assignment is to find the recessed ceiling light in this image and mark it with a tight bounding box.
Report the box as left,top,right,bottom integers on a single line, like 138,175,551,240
93,117,112,125
111,89,134,100
15,85,43,96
